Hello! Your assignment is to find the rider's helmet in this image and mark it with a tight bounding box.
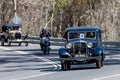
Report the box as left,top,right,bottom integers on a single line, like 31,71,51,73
42,27,47,33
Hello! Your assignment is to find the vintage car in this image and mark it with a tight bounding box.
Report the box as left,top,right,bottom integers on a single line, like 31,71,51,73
0,23,29,46
59,26,105,71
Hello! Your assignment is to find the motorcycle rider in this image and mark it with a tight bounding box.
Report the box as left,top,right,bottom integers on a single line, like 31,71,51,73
39,28,51,50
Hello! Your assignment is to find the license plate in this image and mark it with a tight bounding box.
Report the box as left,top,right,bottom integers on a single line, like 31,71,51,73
75,54,85,58
17,39,22,42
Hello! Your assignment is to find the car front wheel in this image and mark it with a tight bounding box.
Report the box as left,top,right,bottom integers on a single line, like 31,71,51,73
61,61,66,71
25,42,28,46
61,61,71,71
1,38,5,46
96,58,102,69
7,40,11,46
19,42,21,46
66,61,71,70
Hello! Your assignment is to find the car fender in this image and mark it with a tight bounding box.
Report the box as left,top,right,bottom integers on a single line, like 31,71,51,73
93,46,104,55
59,48,69,56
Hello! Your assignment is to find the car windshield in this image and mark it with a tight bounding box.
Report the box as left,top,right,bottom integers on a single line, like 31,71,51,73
68,31,96,40
8,26,20,30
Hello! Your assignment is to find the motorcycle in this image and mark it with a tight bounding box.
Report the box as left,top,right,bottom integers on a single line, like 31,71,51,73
40,37,50,55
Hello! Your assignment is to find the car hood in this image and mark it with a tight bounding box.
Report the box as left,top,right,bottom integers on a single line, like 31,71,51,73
9,30,22,34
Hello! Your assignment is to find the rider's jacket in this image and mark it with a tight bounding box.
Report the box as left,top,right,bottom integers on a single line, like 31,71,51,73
40,32,51,39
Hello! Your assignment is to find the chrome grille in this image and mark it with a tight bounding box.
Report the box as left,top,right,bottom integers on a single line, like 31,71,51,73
74,42,87,58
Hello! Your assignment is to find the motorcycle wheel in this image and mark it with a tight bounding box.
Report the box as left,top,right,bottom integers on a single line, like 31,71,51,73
43,49,46,55
47,47,50,54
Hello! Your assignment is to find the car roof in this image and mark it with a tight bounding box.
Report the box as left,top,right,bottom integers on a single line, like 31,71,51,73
66,26,100,32
2,24,22,27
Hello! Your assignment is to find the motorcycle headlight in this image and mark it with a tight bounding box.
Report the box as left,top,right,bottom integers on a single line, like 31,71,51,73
87,42,93,48
66,43,72,49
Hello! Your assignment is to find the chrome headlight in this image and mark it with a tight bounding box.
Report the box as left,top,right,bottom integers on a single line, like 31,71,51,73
87,42,93,48
66,43,72,49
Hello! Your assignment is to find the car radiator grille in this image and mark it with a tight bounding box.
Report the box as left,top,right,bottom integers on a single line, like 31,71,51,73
73,42,87,58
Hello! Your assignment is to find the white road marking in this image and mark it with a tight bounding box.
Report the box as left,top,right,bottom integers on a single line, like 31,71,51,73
93,74,120,80
31,55,61,70
15,51,29,54
12,72,55,80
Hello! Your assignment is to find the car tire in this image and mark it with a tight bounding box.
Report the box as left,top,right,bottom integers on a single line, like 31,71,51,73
101,53,104,67
66,61,71,70
61,61,70,71
8,42,11,46
7,39,11,46
25,42,28,46
1,38,5,46
101,60,104,67
96,58,101,69
61,61,66,71
19,43,21,46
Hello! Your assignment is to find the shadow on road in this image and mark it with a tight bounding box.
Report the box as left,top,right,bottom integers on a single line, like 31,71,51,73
68,67,97,71
0,45,61,73
0,52,56,73
104,50,120,65
104,59,120,65
0,49,120,73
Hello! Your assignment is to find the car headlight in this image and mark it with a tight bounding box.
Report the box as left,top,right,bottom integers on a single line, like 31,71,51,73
87,42,93,48
66,43,72,49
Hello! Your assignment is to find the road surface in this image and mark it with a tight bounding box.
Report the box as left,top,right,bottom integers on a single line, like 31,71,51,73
0,43,120,80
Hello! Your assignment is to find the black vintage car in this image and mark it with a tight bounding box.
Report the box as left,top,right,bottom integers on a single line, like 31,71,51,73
0,24,29,46
59,26,105,71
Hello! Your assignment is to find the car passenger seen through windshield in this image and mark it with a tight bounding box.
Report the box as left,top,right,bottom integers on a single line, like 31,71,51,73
68,31,96,40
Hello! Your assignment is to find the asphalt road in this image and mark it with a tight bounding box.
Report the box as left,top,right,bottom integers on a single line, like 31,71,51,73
0,43,120,80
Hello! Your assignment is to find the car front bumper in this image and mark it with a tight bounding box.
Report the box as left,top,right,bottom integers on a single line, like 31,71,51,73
60,56,101,62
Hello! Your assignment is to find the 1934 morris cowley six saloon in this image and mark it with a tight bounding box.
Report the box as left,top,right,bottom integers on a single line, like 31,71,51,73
59,26,105,71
